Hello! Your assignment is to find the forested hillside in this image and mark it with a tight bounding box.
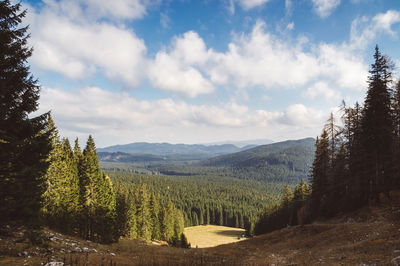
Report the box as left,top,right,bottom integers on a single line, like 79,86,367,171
254,46,400,236
107,171,286,233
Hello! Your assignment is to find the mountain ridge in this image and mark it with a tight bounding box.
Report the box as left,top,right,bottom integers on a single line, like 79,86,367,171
97,142,256,156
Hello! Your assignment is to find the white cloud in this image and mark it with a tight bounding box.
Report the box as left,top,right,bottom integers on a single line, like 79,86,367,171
37,87,324,146
350,10,400,49
205,21,367,91
373,10,400,35
42,0,156,21
302,81,341,103
280,104,324,126
311,0,341,18
236,0,270,10
26,2,147,87
148,51,214,97
285,0,293,16
286,22,294,31
148,31,214,97
227,0,235,14
160,12,171,29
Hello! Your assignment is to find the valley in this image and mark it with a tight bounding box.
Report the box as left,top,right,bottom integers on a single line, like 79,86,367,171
184,225,246,248
99,138,316,231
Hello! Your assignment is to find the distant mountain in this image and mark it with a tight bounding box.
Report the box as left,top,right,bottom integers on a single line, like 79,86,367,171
98,152,165,163
97,142,251,156
199,138,316,183
204,139,273,148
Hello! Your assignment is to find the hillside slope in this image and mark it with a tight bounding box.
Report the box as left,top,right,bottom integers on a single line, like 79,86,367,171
201,138,315,167
97,142,252,156
2,190,399,265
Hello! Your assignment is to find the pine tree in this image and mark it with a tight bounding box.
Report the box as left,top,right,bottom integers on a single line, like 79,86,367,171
282,185,294,208
361,45,394,201
127,188,138,238
0,0,52,229
136,184,151,241
115,182,130,237
161,198,175,241
310,131,330,217
149,192,161,240
79,135,101,239
93,173,117,243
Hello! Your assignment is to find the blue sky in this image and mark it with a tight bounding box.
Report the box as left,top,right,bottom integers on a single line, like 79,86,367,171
23,0,400,147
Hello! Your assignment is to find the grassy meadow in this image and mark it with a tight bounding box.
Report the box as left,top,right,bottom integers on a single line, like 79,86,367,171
184,225,247,248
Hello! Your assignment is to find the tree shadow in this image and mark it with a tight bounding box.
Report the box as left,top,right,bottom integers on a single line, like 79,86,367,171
214,230,244,237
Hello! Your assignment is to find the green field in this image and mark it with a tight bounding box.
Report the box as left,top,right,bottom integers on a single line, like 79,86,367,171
184,225,246,248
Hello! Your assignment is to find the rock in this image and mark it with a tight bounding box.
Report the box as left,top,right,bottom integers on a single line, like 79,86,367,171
392,255,400,263
74,247,82,253
92,248,98,253
23,251,28,256
44,262,64,266
110,252,116,256
83,247,89,252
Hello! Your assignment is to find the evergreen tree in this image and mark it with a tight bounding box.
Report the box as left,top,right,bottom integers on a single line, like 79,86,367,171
136,184,151,241
161,198,176,241
127,188,138,239
361,45,394,201
282,185,294,208
42,120,80,234
149,192,161,240
310,131,330,217
0,0,52,229
93,172,117,243
115,182,130,237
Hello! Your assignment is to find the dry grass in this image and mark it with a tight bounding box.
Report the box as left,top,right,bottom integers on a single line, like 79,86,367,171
1,190,400,265
184,225,246,248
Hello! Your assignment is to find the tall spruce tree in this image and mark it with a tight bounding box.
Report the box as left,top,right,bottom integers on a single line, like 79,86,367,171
42,117,80,234
136,184,151,241
361,45,393,201
149,192,161,240
310,131,330,217
0,0,52,228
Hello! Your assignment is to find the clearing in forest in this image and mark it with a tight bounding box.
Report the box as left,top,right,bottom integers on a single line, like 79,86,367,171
184,225,246,248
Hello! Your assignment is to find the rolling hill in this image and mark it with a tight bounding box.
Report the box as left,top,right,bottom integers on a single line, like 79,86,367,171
195,138,316,183
97,142,254,156
200,138,315,167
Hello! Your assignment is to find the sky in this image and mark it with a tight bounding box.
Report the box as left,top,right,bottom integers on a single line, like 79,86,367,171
22,0,400,147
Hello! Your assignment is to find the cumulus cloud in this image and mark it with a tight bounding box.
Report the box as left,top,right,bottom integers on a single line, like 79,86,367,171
26,1,147,87
148,31,214,97
204,21,367,91
302,81,341,103
148,51,214,97
37,87,324,146
311,0,341,18
350,10,400,49
280,104,324,126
